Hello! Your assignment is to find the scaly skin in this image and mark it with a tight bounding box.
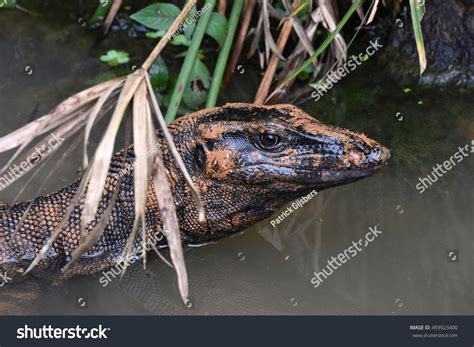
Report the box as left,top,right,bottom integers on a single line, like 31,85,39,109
0,103,390,281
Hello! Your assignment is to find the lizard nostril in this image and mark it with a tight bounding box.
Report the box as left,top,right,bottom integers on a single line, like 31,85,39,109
194,144,206,170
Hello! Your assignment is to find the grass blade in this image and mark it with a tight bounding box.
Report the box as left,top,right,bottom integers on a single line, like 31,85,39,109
319,0,347,62
223,0,256,85
267,0,365,101
255,0,301,104
409,0,427,75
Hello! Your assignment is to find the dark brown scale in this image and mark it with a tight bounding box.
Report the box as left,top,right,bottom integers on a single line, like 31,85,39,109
0,103,390,281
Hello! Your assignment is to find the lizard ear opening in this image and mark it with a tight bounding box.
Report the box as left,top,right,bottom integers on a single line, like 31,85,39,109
194,143,206,171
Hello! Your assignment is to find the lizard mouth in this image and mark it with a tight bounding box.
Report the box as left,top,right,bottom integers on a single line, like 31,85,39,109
284,143,390,188
316,145,390,187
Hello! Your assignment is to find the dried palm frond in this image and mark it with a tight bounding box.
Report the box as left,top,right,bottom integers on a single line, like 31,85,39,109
0,0,201,304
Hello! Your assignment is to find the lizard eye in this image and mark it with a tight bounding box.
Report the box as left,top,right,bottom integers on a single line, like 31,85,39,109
258,133,281,149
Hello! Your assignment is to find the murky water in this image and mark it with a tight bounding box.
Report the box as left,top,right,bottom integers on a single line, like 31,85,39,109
0,2,472,315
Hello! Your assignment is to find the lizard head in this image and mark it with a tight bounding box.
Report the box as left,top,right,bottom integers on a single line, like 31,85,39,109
181,103,389,189
167,103,390,243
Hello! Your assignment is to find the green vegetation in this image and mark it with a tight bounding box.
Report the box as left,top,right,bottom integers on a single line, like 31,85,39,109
88,0,427,121
100,50,130,66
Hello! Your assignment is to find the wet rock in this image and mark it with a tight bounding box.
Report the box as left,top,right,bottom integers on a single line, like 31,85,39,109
381,0,474,87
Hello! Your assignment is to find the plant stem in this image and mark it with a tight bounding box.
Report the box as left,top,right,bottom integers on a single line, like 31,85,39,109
223,0,256,85
206,0,244,108
141,0,197,71
165,0,216,123
254,0,300,104
217,0,226,15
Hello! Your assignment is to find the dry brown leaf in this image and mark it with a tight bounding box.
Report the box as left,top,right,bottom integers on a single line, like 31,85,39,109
0,109,91,186
144,73,205,222
152,145,189,303
262,0,285,61
81,72,144,231
281,0,315,60
367,0,380,24
318,0,347,63
123,79,153,268
83,78,125,168
0,79,120,153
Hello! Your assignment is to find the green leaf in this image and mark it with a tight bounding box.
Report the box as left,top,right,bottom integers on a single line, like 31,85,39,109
183,60,211,109
0,0,16,8
100,50,130,67
205,12,228,46
130,2,180,31
170,35,190,46
149,56,169,92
